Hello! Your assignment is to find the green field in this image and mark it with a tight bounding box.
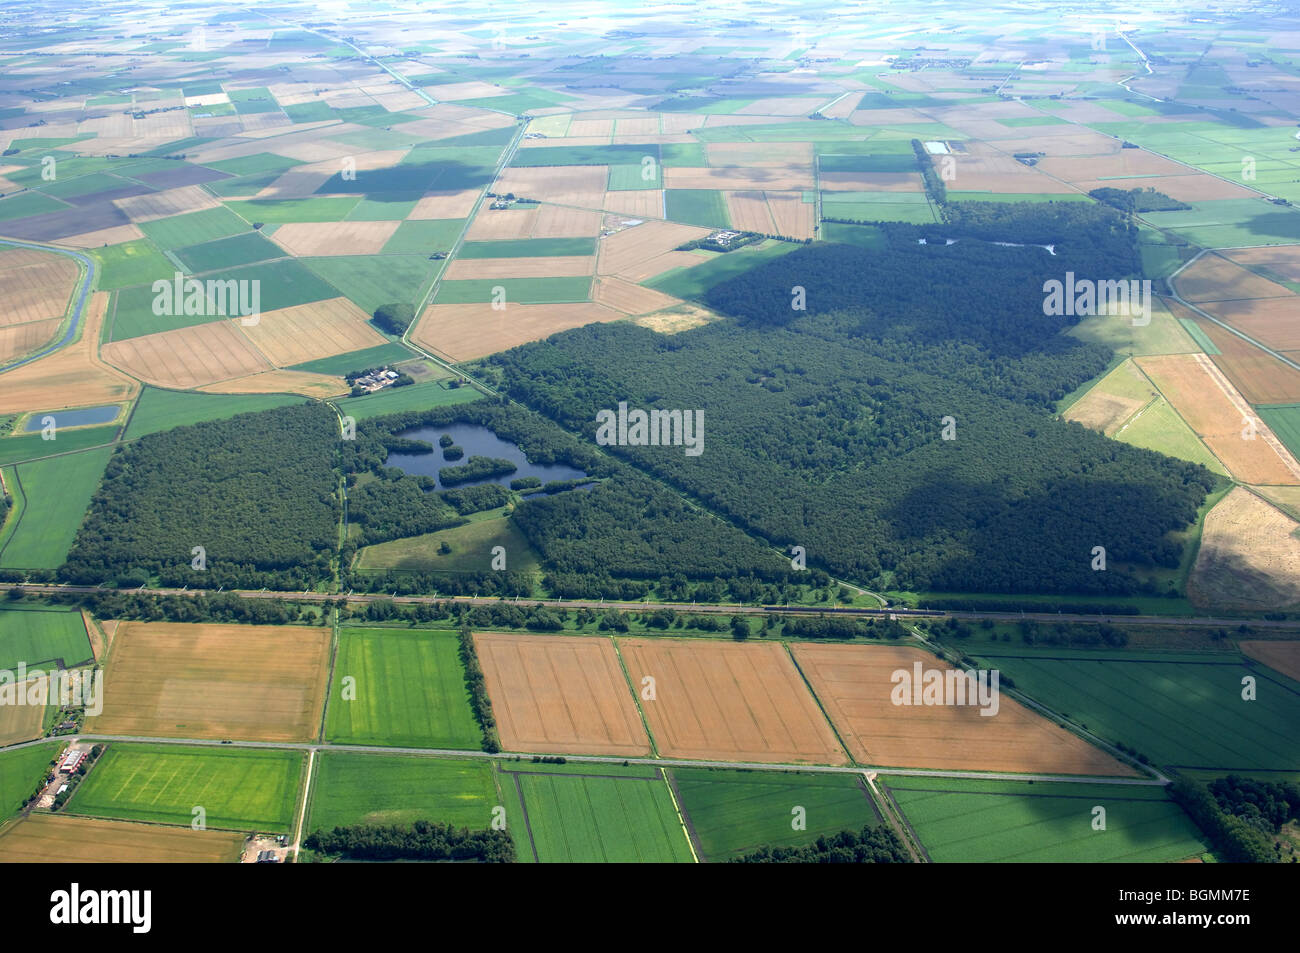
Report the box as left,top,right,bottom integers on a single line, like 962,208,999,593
381,219,465,255
820,221,885,248
303,255,440,315
822,199,938,223
345,194,421,221
1113,397,1227,474
0,606,93,670
971,652,1300,770
819,153,919,174
433,276,591,305
290,342,414,376
138,206,251,250
0,191,68,221
672,768,880,860
1257,404,1300,459
110,258,341,340
325,628,481,748
308,753,499,832
70,744,303,831
608,163,662,190
0,425,117,467
508,769,694,863
92,240,174,291
122,387,305,439
0,743,58,823
510,143,655,167
335,379,482,420
0,446,113,569
457,238,596,258
646,240,799,300
356,514,541,574
664,189,730,228
173,231,284,272
224,196,362,223
885,776,1206,863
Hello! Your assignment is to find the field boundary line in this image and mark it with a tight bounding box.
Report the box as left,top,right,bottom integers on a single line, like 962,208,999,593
316,609,340,744
509,770,540,862
658,766,699,863
290,748,315,858
611,635,659,758
913,624,1166,782
781,641,854,765
866,773,928,863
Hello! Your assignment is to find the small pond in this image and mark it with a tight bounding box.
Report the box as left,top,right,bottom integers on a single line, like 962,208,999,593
385,422,589,491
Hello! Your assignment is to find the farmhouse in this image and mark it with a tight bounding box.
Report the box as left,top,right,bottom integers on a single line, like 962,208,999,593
59,749,87,773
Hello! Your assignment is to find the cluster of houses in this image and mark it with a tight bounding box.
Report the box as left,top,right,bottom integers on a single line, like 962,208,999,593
353,368,400,393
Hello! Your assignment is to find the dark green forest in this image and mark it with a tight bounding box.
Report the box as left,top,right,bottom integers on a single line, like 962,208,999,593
60,404,340,590
489,204,1214,596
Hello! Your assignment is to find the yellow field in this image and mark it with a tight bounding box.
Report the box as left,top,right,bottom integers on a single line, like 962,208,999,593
102,320,272,390
0,814,244,863
0,292,139,415
87,621,332,743
0,248,78,327
413,301,624,361
235,297,387,366
272,221,400,257
1189,488,1300,611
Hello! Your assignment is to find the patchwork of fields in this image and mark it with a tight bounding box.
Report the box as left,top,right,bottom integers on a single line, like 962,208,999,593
3,0,1300,870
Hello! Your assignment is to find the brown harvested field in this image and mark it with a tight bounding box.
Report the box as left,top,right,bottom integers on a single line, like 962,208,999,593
664,166,813,191
706,141,813,168
591,276,682,315
54,224,145,248
0,318,59,363
736,96,829,116
0,248,78,327
565,118,614,138
1202,297,1300,352
724,190,777,233
1038,150,1189,181
1193,317,1300,404
601,190,664,218
494,166,608,208
113,186,219,223
0,815,244,863
256,167,335,199
597,220,711,280
766,192,816,240
235,297,387,366
464,204,539,241
614,116,661,137
197,369,347,398
102,320,271,390
413,301,624,361
936,154,1074,193
1226,244,1300,282
619,638,847,765
409,188,480,220
0,680,45,746
1189,488,1300,611
820,171,925,192
1174,255,1293,303
0,292,138,415
1135,353,1300,484
791,643,1137,775
272,221,399,257
474,632,649,757
87,621,331,743
533,203,603,237
1239,640,1300,682
1074,173,1255,202
442,255,595,280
